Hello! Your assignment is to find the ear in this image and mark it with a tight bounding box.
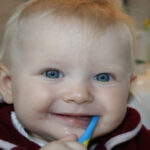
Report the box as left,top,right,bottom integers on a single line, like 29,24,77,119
0,63,13,104
130,73,136,88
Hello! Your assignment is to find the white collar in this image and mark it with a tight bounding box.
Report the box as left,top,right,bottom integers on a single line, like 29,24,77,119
105,121,142,150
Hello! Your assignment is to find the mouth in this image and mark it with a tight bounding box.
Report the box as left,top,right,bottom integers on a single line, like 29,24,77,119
51,113,93,128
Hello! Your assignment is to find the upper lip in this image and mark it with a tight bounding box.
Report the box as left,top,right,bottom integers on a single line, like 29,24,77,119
51,112,94,117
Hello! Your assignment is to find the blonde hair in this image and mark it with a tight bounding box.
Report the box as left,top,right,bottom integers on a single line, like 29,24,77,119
0,0,135,64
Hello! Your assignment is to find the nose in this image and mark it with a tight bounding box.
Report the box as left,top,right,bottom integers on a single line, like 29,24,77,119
63,82,93,104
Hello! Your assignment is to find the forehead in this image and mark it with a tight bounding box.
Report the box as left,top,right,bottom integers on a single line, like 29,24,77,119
17,16,133,69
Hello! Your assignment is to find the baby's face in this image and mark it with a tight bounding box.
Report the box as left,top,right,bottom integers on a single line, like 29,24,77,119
10,17,133,142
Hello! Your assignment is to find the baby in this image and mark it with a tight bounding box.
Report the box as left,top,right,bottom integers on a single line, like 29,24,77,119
0,0,150,150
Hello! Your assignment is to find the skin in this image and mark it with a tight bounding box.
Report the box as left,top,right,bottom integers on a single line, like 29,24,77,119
0,16,133,149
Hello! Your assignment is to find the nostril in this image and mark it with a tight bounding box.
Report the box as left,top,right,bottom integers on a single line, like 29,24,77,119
63,92,93,104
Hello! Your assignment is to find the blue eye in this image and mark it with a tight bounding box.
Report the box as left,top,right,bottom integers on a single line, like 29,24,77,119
43,69,63,79
94,73,112,82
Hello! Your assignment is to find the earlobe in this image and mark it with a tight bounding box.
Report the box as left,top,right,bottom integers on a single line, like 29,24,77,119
130,73,136,83
0,63,13,104
130,73,136,88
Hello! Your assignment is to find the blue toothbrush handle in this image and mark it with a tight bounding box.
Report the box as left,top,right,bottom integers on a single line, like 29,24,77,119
78,116,99,147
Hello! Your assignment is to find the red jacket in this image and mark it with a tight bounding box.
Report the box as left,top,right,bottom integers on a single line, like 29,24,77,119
0,103,150,150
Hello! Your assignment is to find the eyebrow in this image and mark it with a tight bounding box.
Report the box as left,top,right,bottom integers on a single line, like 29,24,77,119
22,0,29,2
93,62,131,73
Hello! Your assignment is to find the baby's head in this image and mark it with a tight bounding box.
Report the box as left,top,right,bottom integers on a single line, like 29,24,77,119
0,0,135,144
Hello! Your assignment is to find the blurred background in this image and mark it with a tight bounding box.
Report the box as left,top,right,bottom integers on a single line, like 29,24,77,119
0,0,150,128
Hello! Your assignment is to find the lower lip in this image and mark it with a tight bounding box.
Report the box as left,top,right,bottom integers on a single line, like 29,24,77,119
51,114,92,128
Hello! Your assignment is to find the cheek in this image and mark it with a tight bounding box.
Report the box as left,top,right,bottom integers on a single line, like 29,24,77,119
95,84,130,114
12,77,60,114
12,80,62,128
93,85,130,137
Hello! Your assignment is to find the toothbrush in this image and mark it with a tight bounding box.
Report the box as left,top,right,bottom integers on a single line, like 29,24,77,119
78,116,99,147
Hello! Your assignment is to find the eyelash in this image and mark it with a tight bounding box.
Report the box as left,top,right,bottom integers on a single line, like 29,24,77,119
43,69,64,79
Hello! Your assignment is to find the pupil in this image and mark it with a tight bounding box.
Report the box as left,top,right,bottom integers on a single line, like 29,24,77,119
46,70,59,78
101,75,105,80
50,71,56,76
95,73,110,82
